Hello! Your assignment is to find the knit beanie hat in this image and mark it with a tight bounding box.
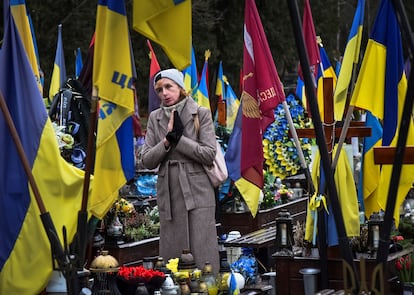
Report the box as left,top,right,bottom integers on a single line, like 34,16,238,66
154,68,185,89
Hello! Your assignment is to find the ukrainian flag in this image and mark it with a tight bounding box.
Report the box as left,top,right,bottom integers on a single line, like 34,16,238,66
194,57,211,109
49,24,66,101
10,0,43,94
316,45,337,120
90,0,135,219
0,7,91,294
333,0,364,121
350,0,414,225
225,78,240,131
183,46,198,96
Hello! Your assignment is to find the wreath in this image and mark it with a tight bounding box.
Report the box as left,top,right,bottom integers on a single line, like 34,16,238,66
263,93,312,179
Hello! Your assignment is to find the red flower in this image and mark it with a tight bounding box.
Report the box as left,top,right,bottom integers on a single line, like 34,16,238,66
118,266,165,282
396,258,403,271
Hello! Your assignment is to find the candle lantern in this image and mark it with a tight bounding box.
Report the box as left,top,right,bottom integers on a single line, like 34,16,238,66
367,212,383,253
275,209,293,255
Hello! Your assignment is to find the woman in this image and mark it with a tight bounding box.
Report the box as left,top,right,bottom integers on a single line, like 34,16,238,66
140,68,220,273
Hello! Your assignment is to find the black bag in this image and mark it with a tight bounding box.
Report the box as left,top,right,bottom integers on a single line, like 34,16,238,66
48,78,91,169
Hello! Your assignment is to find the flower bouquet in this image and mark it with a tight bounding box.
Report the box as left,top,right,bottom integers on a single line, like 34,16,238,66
117,265,166,295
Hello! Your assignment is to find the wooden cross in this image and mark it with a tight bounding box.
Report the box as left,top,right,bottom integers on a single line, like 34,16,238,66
294,77,371,155
290,77,372,291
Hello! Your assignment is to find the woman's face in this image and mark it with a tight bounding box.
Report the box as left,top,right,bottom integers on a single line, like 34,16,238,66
155,78,182,106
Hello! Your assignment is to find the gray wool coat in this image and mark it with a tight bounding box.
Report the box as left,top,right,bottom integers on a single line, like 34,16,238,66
140,97,220,273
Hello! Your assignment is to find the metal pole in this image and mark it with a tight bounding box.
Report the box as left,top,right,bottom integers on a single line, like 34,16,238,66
282,100,316,195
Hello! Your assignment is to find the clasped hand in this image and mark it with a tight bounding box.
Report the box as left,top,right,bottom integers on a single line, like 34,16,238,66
166,110,184,143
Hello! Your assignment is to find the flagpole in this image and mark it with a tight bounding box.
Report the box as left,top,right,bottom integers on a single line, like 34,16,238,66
286,0,359,291
74,86,99,270
331,63,359,170
282,101,315,195
0,91,80,294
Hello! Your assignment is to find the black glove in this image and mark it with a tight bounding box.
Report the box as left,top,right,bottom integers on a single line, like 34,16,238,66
166,111,184,143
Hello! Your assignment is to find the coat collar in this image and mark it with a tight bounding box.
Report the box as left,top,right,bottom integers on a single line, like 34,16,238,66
155,97,199,131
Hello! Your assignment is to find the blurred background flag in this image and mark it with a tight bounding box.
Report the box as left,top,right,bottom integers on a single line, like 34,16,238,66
0,5,91,293
334,0,365,121
90,0,135,219
225,0,285,217
49,24,66,102
183,45,199,96
10,0,43,95
147,39,161,112
193,50,211,109
75,47,83,79
316,42,337,120
299,0,320,86
350,0,414,225
224,76,240,131
215,60,225,125
133,0,192,70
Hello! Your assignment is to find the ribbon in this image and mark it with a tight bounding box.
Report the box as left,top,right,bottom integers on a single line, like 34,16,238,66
308,192,329,245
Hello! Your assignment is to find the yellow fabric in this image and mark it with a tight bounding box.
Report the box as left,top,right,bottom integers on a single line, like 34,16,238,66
305,146,360,242
133,0,191,70
351,39,414,227
11,3,42,95
236,177,261,217
0,121,92,294
90,1,135,218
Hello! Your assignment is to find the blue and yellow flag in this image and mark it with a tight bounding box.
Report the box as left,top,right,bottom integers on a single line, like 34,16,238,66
49,24,66,101
225,76,240,131
316,44,337,120
133,0,191,70
183,46,198,96
10,0,43,94
350,0,414,225
194,51,211,109
91,0,135,219
358,111,382,217
334,0,365,121
0,7,91,294
229,272,240,295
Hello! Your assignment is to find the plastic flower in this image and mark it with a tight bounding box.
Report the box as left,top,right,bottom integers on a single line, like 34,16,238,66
118,265,165,282
263,93,312,179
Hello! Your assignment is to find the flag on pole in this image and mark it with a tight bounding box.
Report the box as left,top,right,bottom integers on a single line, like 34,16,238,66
147,40,161,112
225,0,285,217
133,0,192,70
350,0,414,225
215,61,226,125
358,111,382,217
90,0,135,219
316,44,337,120
194,50,211,109
10,0,43,94
334,0,365,121
75,47,83,79
0,7,91,293
183,46,198,96
299,0,320,85
225,76,240,131
49,24,66,101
